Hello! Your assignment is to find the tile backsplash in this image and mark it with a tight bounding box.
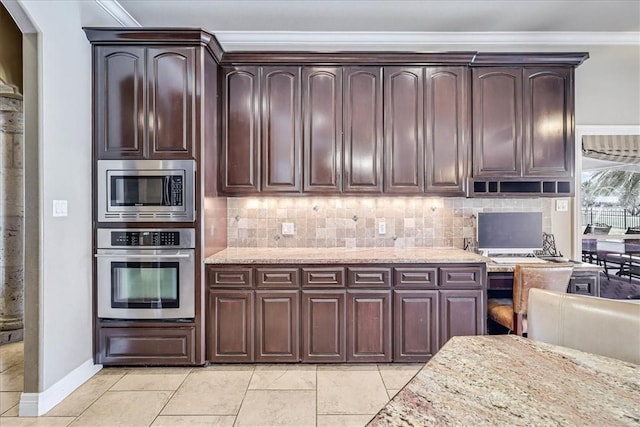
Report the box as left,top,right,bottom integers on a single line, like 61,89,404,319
227,197,553,250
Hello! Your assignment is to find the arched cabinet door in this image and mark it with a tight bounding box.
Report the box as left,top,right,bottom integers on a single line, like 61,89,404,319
147,47,196,159
472,68,522,178
220,66,260,193
424,67,470,195
523,68,573,177
384,67,424,194
95,47,145,159
343,67,383,193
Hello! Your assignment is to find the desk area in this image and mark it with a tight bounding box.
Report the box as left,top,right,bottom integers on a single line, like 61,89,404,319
368,335,640,426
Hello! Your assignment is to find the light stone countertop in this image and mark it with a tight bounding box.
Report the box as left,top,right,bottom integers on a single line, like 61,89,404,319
368,335,640,426
204,247,488,264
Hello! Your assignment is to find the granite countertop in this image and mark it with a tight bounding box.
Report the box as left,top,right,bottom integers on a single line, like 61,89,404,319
204,247,488,264
486,260,602,273
368,335,640,426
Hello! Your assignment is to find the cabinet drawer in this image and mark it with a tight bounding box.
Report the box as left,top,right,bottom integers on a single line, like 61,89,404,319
207,267,253,288
394,267,438,288
440,267,484,288
256,268,300,288
347,267,391,288
302,267,345,288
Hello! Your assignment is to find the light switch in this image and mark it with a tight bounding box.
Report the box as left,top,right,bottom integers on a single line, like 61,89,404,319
556,200,569,212
53,200,68,217
282,222,295,235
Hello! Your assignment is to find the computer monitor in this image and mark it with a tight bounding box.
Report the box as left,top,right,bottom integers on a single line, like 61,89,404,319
477,212,543,254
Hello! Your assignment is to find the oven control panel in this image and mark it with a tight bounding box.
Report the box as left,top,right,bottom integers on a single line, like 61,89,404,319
111,231,180,247
97,229,195,249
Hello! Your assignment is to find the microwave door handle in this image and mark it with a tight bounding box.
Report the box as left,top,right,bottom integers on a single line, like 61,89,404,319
164,176,170,206
94,253,191,259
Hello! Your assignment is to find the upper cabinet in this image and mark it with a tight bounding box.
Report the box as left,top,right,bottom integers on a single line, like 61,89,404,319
469,53,586,196
94,46,196,159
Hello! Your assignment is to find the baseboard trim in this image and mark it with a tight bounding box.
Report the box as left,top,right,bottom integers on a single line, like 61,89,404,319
19,359,102,416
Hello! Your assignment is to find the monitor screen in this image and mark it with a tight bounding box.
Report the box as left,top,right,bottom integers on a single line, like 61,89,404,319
477,212,543,253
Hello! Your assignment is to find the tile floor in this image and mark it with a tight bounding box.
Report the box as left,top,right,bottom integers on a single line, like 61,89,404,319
0,342,422,426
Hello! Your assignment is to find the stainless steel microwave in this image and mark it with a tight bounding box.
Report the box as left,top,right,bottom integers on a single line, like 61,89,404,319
97,159,195,222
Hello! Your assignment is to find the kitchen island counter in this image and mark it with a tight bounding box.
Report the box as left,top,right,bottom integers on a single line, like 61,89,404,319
368,334,640,426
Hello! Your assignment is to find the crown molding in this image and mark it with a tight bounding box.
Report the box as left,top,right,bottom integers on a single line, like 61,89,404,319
94,0,141,27
215,31,640,50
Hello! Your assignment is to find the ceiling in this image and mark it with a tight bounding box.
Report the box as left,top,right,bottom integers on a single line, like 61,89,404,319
92,0,640,50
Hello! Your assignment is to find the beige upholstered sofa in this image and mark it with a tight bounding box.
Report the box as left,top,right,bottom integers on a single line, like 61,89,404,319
528,289,640,365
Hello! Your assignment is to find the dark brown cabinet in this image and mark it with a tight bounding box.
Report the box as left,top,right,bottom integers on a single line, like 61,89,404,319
220,66,260,193
424,67,470,195
255,290,300,362
343,67,384,193
393,290,439,362
439,289,485,347
207,290,254,362
302,67,343,193
471,65,575,193
384,67,424,193
94,46,196,159
261,66,302,192
301,290,346,362
347,290,392,362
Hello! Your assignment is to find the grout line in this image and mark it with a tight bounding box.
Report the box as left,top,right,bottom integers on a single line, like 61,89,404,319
149,368,193,425
232,365,255,426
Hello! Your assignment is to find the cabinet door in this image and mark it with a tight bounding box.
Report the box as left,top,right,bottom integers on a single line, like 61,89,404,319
261,66,301,192
343,67,383,193
347,290,391,362
147,47,195,158
569,272,599,297
302,67,342,193
393,290,439,362
94,46,145,159
384,67,424,193
207,290,254,362
523,68,573,177
221,66,260,193
472,68,522,177
425,67,470,194
301,290,346,362
255,290,300,362
439,290,484,348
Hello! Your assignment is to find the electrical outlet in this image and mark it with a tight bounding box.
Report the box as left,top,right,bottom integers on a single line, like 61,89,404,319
378,221,386,235
53,200,68,217
281,222,295,235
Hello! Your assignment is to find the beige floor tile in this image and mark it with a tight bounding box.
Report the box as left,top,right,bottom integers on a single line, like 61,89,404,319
0,417,76,426
95,368,130,376
124,367,193,375
69,390,172,427
386,389,400,399
151,415,236,426
201,364,255,372
235,390,315,427
0,342,23,373
45,371,125,417
249,365,316,390
377,364,422,390
161,370,252,415
317,370,390,415
0,365,24,392
110,372,188,391
1,391,21,415
1,403,19,417
317,364,378,371
317,414,376,427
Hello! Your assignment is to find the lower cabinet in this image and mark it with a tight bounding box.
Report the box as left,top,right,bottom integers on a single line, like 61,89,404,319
207,290,254,362
568,271,600,296
255,290,300,362
301,290,346,362
439,290,485,347
347,290,392,362
98,325,196,365
206,263,486,363
393,290,439,362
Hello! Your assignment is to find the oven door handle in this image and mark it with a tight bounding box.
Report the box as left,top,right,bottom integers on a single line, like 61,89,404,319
94,253,191,259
